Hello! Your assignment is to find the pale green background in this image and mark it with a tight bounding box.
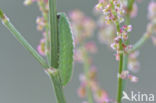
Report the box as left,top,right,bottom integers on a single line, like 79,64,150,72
0,0,156,103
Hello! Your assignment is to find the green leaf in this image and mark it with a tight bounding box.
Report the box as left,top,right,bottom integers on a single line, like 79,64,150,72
57,13,74,86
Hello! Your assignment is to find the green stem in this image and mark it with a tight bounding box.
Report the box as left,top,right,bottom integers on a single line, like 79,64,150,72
83,50,94,103
48,69,66,103
129,33,150,53
49,0,59,68
116,21,124,103
0,10,48,69
117,52,123,103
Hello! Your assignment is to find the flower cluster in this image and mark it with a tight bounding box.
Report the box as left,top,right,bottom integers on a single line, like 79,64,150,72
95,0,138,85
111,25,132,60
119,25,132,41
118,70,138,83
95,0,125,24
36,17,46,31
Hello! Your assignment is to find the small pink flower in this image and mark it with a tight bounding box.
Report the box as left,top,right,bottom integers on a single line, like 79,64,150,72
127,25,133,32
36,17,46,31
128,75,139,83
37,39,46,56
118,71,129,79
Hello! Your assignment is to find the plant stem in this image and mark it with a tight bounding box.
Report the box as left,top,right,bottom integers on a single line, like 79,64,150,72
117,52,123,103
116,22,124,103
83,50,94,103
49,0,59,68
48,69,66,103
129,33,150,53
0,10,48,69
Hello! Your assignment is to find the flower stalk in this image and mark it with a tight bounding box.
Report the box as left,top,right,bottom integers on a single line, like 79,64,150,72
116,23,124,103
129,33,150,53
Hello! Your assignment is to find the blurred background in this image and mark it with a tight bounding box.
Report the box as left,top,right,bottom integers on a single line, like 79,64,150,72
0,0,156,103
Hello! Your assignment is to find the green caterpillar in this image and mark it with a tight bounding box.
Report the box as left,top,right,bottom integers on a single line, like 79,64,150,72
57,13,74,86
